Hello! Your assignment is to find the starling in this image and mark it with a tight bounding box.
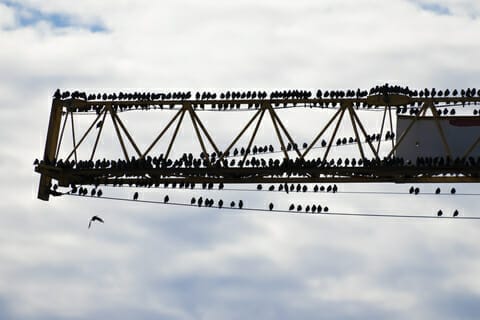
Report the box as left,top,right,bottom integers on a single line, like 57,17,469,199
88,215,104,229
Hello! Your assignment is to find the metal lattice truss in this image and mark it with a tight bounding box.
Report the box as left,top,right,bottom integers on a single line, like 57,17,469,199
35,91,480,200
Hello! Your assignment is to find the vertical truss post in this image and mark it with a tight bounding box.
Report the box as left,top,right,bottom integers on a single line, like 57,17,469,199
109,106,130,161
70,112,78,163
388,106,395,150
346,103,366,160
37,99,63,200
428,103,452,158
55,111,69,159
377,106,388,154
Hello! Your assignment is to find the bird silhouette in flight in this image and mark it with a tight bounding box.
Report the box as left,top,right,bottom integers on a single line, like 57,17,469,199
88,215,104,229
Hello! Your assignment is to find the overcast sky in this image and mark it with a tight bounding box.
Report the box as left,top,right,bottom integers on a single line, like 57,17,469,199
1,0,480,319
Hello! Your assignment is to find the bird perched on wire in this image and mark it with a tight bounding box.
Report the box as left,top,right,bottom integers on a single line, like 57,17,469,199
133,192,139,200
88,215,104,229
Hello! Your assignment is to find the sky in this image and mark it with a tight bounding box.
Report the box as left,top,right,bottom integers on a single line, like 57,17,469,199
1,0,480,319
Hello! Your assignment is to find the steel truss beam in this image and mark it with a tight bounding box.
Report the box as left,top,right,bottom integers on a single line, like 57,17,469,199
36,92,480,200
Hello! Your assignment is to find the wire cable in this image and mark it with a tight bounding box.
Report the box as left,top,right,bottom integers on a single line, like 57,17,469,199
96,184,480,197
61,193,480,220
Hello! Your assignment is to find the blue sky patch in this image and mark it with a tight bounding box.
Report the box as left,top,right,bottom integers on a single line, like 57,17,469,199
0,0,107,32
414,1,452,15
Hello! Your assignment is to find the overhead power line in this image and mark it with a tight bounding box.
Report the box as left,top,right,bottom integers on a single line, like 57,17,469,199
61,193,480,220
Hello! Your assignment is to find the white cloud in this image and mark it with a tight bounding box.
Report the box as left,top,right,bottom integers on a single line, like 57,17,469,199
1,0,480,319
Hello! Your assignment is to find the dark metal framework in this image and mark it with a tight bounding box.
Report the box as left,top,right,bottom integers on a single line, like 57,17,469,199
35,92,480,200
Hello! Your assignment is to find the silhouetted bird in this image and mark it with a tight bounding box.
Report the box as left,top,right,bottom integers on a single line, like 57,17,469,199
453,210,459,217
323,206,329,213
257,184,262,190
96,120,103,129
269,185,275,191
437,210,443,217
191,197,196,205
409,186,414,194
88,215,104,229
289,204,295,211
435,187,441,194
451,187,456,194
269,203,274,211
414,187,420,195
218,199,223,208
164,195,169,203
133,192,139,200
97,189,102,197
238,200,243,209
230,201,235,208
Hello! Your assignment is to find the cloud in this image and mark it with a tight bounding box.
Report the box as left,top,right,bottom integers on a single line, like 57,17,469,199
0,0,107,32
1,0,480,319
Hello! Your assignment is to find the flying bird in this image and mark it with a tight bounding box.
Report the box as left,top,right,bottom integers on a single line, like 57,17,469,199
88,215,104,229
